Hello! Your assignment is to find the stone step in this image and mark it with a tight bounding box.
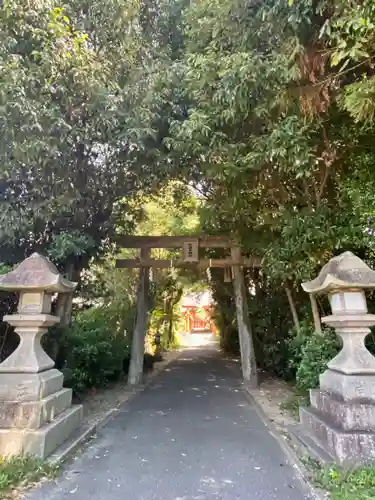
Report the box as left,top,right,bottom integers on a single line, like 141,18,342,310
0,404,83,459
0,388,73,430
310,389,375,432
288,424,335,464
300,406,375,464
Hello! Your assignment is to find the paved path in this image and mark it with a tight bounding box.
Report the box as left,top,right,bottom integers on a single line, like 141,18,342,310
28,345,311,500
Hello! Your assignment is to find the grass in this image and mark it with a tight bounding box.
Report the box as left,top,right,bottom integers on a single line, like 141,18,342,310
0,455,58,498
280,392,309,419
303,457,375,500
315,464,375,500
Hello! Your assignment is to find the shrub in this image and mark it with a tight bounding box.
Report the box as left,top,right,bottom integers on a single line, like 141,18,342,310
259,339,292,378
366,328,375,355
249,284,296,378
296,328,340,392
143,352,155,372
255,319,314,381
285,320,315,380
61,307,130,394
219,323,240,355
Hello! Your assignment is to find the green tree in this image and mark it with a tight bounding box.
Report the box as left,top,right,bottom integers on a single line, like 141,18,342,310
159,0,375,364
0,0,173,274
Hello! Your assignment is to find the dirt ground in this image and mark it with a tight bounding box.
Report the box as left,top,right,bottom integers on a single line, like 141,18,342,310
247,375,298,434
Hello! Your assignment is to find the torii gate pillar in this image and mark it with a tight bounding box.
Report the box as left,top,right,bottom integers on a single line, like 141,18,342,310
128,248,151,385
231,247,258,387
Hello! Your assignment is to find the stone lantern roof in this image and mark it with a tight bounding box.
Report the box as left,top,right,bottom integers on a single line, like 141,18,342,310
0,253,77,293
302,251,375,294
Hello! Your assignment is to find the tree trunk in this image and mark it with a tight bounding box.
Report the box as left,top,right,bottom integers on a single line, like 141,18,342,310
167,310,174,345
56,293,74,327
285,285,301,336
231,247,258,387
128,248,150,386
55,262,77,327
51,263,77,362
310,293,322,334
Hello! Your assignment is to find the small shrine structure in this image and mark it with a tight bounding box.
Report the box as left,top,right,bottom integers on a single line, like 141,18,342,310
181,291,216,333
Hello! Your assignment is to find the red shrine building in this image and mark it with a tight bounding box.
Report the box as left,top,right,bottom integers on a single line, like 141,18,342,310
181,291,216,334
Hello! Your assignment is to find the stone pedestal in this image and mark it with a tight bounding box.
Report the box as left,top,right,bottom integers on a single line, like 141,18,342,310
301,391,375,464
300,314,375,464
0,388,82,458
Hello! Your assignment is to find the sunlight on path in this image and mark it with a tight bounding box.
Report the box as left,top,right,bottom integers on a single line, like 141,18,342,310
178,332,217,348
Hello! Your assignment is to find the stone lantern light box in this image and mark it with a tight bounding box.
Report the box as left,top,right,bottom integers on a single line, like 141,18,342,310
299,251,375,464
0,252,76,315
0,253,82,458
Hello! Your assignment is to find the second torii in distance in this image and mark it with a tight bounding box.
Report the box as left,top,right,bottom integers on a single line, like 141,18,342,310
115,235,262,387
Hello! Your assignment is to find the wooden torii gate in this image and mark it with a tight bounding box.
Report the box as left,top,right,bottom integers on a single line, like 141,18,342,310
116,236,262,387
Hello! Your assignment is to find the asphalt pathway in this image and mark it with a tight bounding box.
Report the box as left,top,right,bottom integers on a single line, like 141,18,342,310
27,344,311,500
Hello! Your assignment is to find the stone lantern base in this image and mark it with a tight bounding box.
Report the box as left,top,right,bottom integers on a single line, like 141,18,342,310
300,370,375,464
0,369,82,459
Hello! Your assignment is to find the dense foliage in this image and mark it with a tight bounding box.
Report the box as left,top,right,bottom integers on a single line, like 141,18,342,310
58,307,131,394
165,0,375,389
170,0,375,281
0,0,178,271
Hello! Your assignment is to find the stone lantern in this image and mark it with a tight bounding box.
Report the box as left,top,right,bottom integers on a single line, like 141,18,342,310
0,253,82,458
300,251,375,464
